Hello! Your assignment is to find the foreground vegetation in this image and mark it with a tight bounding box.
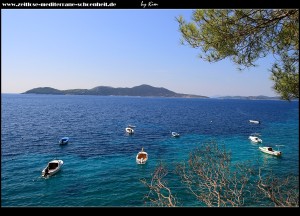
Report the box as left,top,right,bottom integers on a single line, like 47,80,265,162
177,9,299,101
141,141,299,207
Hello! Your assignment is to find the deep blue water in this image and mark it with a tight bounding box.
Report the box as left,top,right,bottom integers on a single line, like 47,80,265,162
1,94,299,206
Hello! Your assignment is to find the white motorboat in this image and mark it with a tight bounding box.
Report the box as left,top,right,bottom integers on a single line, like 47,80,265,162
42,159,64,177
59,137,69,145
248,135,262,143
136,148,148,164
259,146,282,156
171,132,180,137
125,127,134,134
249,120,260,124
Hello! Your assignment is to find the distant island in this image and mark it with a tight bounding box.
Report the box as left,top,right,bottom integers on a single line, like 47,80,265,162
216,95,282,100
23,84,209,98
22,85,285,100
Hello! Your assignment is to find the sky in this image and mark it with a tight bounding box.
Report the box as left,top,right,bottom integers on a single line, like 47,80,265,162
2,9,278,97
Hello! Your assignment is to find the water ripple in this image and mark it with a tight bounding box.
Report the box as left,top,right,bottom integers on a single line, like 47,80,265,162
1,95,298,206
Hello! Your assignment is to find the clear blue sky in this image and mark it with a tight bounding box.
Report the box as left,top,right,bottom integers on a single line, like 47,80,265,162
2,9,278,97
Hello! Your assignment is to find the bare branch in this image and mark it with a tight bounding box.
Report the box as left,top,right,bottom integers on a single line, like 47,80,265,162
141,162,178,207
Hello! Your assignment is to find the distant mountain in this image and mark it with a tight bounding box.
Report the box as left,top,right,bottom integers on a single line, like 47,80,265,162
216,95,281,100
23,84,209,98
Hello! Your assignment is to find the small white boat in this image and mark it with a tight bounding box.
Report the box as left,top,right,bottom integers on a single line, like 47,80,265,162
171,132,180,137
259,146,282,156
125,127,134,134
248,135,262,143
59,137,69,145
42,159,64,177
249,120,260,124
136,148,148,164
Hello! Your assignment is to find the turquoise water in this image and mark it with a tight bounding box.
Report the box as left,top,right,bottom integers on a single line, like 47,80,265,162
1,94,299,206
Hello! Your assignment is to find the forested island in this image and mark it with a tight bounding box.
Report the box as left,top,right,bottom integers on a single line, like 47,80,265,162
23,85,285,100
23,84,208,98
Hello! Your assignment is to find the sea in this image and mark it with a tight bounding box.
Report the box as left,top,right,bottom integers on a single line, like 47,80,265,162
1,94,299,207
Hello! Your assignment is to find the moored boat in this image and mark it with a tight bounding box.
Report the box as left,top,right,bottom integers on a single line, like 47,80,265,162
248,135,262,143
42,159,64,177
249,120,260,124
136,148,148,164
125,127,134,134
259,146,282,156
59,137,69,145
171,132,180,137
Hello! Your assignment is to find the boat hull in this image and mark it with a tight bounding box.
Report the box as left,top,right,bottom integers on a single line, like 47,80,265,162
136,152,148,164
249,136,262,143
172,132,180,137
126,127,134,134
259,147,281,156
42,160,64,177
59,137,69,145
249,120,260,124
